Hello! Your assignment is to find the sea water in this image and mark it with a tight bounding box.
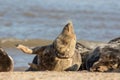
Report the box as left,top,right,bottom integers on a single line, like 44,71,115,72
0,0,120,41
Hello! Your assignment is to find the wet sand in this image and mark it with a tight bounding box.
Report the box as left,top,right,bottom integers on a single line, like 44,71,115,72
0,38,106,48
0,38,52,48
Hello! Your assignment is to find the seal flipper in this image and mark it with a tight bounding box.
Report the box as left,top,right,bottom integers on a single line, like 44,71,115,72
16,44,33,54
26,55,38,71
32,46,47,54
28,63,39,70
16,44,47,54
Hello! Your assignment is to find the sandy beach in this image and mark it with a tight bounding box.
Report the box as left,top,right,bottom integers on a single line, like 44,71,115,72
0,71,120,80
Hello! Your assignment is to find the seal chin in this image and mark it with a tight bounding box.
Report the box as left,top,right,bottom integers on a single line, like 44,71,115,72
55,51,71,59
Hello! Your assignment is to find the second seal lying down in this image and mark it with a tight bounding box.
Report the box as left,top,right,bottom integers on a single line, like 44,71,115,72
86,40,120,72
17,22,81,71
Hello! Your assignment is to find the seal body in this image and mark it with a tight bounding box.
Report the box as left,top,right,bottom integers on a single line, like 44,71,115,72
0,48,14,72
27,45,81,71
75,42,91,70
75,40,107,70
30,22,81,71
86,43,120,72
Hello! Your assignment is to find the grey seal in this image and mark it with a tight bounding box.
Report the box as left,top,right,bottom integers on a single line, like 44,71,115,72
17,22,81,71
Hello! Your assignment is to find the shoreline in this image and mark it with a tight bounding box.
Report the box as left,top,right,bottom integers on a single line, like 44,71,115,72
0,38,52,48
0,38,106,48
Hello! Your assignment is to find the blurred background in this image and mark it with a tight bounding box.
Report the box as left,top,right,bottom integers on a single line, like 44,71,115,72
0,0,120,70
0,0,120,41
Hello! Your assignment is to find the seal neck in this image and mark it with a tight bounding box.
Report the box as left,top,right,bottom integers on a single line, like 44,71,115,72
52,45,72,59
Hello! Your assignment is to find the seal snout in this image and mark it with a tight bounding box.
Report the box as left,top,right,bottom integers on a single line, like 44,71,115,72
62,21,74,34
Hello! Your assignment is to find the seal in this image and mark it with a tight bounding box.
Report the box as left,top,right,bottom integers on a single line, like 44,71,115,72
0,48,14,72
75,42,91,70
16,22,81,71
108,37,120,44
86,43,120,72
76,40,106,70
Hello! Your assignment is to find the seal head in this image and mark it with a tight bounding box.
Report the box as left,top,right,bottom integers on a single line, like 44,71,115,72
53,21,76,58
